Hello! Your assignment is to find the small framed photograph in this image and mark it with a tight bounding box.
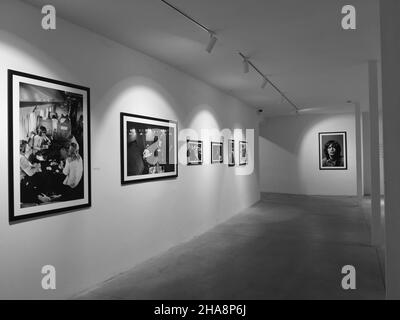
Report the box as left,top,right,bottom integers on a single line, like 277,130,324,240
319,132,347,170
121,113,178,184
239,141,248,166
187,140,203,165
228,139,235,167
8,70,91,222
211,142,223,164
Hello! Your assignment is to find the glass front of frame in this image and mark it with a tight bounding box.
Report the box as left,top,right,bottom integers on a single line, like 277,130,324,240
228,139,235,166
239,141,248,166
8,70,91,222
319,132,348,170
187,140,203,165
211,142,223,164
121,113,178,184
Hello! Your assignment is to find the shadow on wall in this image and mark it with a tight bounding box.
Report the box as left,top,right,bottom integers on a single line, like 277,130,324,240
259,115,328,155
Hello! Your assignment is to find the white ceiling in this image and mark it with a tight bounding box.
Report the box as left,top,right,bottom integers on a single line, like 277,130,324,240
24,0,380,116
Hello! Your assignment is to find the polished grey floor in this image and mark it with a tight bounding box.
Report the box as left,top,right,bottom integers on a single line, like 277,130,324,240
75,193,385,300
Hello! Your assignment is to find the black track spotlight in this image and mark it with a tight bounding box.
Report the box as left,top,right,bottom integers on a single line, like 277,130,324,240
206,32,217,53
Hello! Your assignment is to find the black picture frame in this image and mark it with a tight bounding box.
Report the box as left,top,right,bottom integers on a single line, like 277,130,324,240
319,132,348,170
187,140,203,166
211,141,223,164
228,139,235,167
8,70,91,223
120,112,178,184
239,141,248,166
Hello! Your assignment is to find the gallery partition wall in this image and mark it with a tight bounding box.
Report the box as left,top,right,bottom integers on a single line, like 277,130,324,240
259,113,357,196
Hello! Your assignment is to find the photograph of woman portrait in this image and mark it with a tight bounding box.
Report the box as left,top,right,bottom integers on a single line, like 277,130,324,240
319,132,347,170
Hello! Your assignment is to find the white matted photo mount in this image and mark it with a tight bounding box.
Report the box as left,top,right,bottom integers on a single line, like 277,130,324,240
319,131,348,170
121,113,178,184
8,70,91,223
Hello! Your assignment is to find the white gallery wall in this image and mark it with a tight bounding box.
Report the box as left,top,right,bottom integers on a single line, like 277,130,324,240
259,113,357,196
0,0,260,299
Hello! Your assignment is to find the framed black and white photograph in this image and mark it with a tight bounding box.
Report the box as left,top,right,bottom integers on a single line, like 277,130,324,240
121,113,178,184
187,140,203,165
239,141,248,166
8,70,91,222
211,142,223,164
319,132,347,170
228,139,235,167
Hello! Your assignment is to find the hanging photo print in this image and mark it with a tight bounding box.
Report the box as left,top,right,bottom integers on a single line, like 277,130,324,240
228,139,235,167
121,113,178,184
8,70,91,222
211,141,224,164
319,132,348,170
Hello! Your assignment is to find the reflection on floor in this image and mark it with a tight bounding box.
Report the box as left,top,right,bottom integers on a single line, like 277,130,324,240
74,193,385,300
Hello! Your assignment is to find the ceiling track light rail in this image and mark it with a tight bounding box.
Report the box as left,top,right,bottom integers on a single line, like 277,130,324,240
160,0,300,113
160,0,218,53
238,52,300,113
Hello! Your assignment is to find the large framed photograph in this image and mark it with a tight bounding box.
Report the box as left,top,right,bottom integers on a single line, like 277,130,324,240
211,142,223,164
319,132,347,170
121,113,178,184
8,70,91,222
228,139,235,167
239,141,248,166
187,140,203,165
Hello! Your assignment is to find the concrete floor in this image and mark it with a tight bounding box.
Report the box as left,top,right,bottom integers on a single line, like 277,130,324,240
75,193,385,300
